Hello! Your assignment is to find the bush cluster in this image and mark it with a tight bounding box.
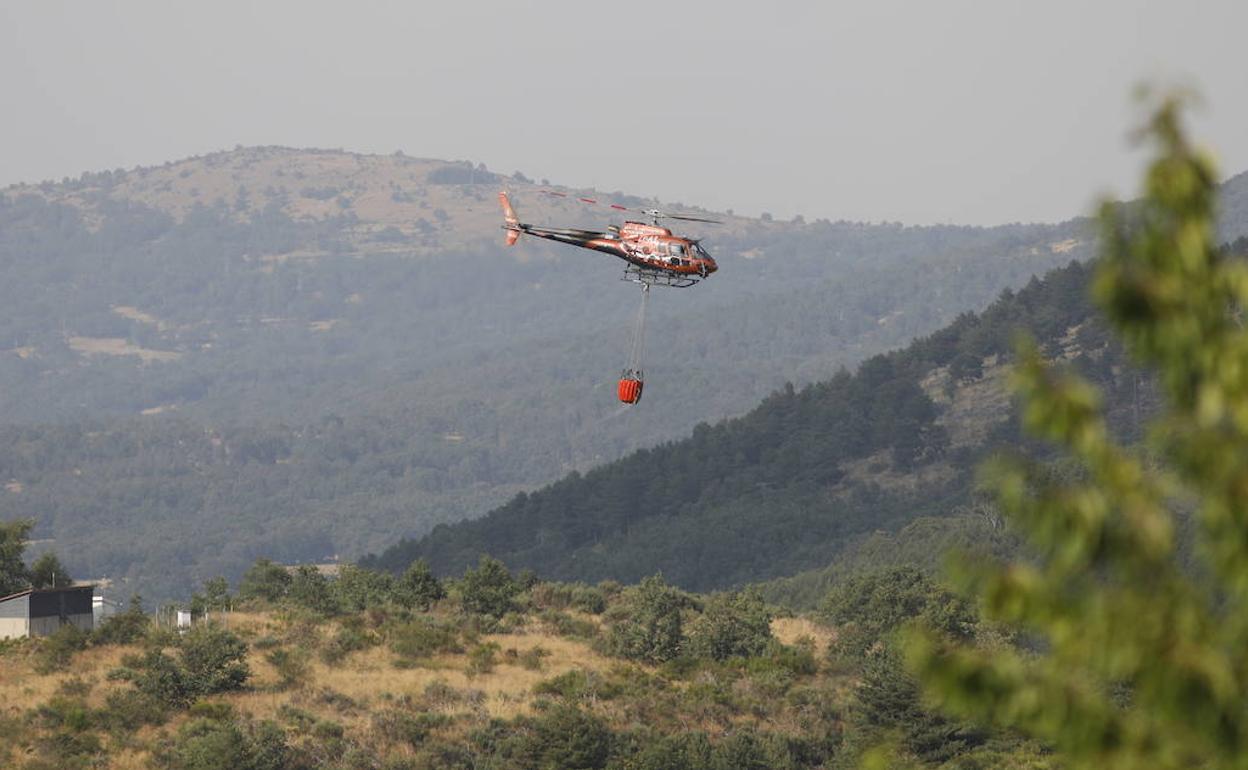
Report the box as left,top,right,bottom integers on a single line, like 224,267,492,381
113,626,250,709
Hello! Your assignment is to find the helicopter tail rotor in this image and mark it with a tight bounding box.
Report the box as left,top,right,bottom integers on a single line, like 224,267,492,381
499,191,522,246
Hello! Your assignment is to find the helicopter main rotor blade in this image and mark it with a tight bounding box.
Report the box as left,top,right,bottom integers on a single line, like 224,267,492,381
537,190,722,224
659,214,722,224
538,190,648,215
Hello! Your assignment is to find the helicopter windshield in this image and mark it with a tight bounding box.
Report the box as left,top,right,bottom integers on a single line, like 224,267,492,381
693,243,711,259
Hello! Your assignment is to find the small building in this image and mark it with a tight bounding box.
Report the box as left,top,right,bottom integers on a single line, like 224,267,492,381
0,584,95,640
93,594,121,625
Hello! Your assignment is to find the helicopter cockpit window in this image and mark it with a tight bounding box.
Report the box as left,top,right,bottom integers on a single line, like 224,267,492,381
693,243,710,259
670,243,687,256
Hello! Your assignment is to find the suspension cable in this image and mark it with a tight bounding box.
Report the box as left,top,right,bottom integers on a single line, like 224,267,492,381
627,282,650,375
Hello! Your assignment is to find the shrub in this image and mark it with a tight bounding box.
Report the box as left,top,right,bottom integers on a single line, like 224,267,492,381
35,624,89,673
458,556,521,618
534,582,608,615
35,696,93,732
606,575,686,663
539,609,598,640
465,642,500,677
102,689,168,731
314,687,359,715
117,626,250,708
36,729,104,768
747,639,818,679
709,729,803,770
421,679,466,709
187,701,236,721
620,732,712,770
237,558,291,603
373,710,436,747
685,588,773,661
572,586,608,615
265,647,310,690
309,720,348,761
321,624,373,664
518,645,550,671
156,716,287,770
56,677,93,698
529,705,612,770
118,648,194,708
395,560,446,611
92,599,150,645
180,626,250,695
289,565,339,615
821,567,972,664
390,618,462,660
277,704,317,733
333,564,394,612
533,669,602,701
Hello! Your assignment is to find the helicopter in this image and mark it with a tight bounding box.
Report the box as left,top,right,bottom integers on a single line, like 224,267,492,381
498,189,723,404
499,190,720,289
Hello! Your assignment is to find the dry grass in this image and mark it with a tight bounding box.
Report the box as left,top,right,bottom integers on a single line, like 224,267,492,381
1050,238,1080,253
771,617,836,657
217,611,276,635
838,450,959,493
106,748,151,770
228,628,612,725
939,357,1012,448
68,336,180,362
111,305,165,329
0,642,134,732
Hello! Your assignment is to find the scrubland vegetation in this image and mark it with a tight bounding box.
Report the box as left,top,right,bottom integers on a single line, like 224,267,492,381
3,557,1039,770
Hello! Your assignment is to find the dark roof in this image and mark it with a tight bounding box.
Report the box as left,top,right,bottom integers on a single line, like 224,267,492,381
0,584,95,604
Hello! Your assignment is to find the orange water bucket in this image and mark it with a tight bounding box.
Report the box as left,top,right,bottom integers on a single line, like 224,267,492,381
618,377,644,404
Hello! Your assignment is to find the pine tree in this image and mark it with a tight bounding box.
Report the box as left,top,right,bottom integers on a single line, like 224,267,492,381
28,551,72,589
910,95,1248,769
0,519,33,595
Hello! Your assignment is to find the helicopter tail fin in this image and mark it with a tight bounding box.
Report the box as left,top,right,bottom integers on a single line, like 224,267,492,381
499,191,521,246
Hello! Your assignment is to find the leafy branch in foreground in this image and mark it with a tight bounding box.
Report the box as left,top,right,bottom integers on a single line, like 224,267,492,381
909,95,1248,769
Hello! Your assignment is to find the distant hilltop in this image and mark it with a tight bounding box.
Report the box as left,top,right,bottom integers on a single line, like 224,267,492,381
1,146,752,256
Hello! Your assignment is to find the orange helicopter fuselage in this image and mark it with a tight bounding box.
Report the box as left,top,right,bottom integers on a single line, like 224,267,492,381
499,191,718,279
585,222,718,276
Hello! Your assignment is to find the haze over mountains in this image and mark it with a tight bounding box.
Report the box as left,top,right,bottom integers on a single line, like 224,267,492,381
2,147,1246,599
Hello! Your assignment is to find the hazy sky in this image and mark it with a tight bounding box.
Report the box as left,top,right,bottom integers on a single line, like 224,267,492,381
2,1,1245,226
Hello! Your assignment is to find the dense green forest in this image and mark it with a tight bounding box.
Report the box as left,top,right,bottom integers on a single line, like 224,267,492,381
365,256,1158,589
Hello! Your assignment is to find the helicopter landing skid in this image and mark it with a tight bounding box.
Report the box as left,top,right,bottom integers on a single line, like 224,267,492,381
622,265,702,289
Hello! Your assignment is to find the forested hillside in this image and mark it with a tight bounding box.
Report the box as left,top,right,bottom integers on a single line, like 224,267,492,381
367,257,1159,589
1220,169,1248,241
0,149,1106,599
